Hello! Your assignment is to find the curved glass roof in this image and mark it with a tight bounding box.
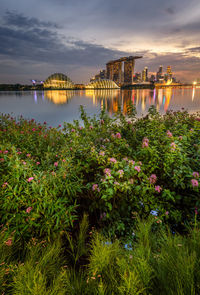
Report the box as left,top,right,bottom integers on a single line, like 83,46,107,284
44,73,74,89
86,79,119,89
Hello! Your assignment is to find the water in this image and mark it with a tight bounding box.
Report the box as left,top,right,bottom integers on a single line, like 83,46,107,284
0,88,200,126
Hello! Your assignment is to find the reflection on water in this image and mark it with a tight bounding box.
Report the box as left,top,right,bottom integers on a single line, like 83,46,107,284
0,87,199,126
44,90,75,104
43,87,200,116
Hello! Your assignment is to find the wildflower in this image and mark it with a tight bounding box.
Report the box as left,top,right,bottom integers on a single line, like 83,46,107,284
26,207,32,213
32,128,35,131
114,181,120,185
179,136,183,140
71,128,75,132
23,161,26,165
44,121,47,124
0,158,4,162
129,178,134,184
27,177,34,182
58,124,61,128
111,133,115,138
165,211,169,215
170,142,176,151
4,150,8,154
155,185,162,193
54,162,58,167
92,184,100,192
109,157,117,163
36,162,40,165
79,126,83,130
191,179,199,187
5,238,12,246
129,160,135,165
104,168,111,177
150,210,158,216
99,151,105,156
17,151,22,154
26,153,31,157
134,166,141,172
123,157,128,161
167,130,173,137
149,174,157,184
124,243,132,250
115,132,121,139
2,182,8,188
117,169,124,178
62,159,66,162
193,172,199,178
91,277,96,280
100,119,104,124
195,207,198,215
89,125,93,129
190,128,193,132
142,137,149,148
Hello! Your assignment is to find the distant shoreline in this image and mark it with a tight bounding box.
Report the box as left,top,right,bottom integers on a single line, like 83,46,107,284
0,83,199,91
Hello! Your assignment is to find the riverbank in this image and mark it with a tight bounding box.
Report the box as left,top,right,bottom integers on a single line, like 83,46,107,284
0,106,200,293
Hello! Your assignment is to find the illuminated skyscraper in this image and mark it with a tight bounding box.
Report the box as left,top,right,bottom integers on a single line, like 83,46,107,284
167,66,172,81
142,67,148,82
156,65,163,81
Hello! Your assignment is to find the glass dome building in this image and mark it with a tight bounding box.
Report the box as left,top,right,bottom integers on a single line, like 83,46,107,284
86,79,120,89
43,73,74,89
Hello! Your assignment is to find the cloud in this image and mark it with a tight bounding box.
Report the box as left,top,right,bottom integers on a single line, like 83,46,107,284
3,10,60,29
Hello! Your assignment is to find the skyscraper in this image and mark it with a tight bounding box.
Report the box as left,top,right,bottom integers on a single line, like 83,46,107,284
142,67,148,82
167,66,172,81
156,65,163,81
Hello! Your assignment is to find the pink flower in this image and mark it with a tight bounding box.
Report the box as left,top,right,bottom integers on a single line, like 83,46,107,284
100,119,104,125
17,151,22,154
54,162,58,167
92,184,100,192
191,179,199,187
149,174,157,184
32,128,35,131
134,166,141,172
89,125,93,129
36,162,40,165
165,211,169,215
44,121,47,124
142,137,149,148
115,132,121,139
111,133,115,138
26,153,31,157
109,157,117,163
4,150,8,154
170,142,176,151
71,128,75,132
62,159,66,162
0,158,4,162
23,161,26,165
155,185,162,193
2,182,8,188
129,160,135,165
5,238,12,246
104,168,111,177
99,151,105,156
167,130,173,138
79,126,83,130
27,177,34,182
179,136,183,140
58,124,61,128
193,172,199,178
114,181,120,185
26,207,32,213
117,170,124,177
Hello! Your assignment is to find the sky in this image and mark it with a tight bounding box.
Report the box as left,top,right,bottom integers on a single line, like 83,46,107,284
0,0,200,84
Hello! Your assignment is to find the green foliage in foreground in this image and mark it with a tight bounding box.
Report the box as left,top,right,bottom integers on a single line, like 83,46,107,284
1,216,200,294
0,106,200,243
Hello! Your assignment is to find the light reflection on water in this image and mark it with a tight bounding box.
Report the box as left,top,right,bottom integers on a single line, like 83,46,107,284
0,88,200,126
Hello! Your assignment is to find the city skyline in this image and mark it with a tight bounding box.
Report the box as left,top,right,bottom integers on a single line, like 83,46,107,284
0,0,200,84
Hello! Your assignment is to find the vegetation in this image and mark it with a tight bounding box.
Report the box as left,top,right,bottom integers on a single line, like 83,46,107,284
0,105,200,293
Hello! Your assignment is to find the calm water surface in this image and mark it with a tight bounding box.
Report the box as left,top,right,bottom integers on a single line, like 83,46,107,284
0,88,200,126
